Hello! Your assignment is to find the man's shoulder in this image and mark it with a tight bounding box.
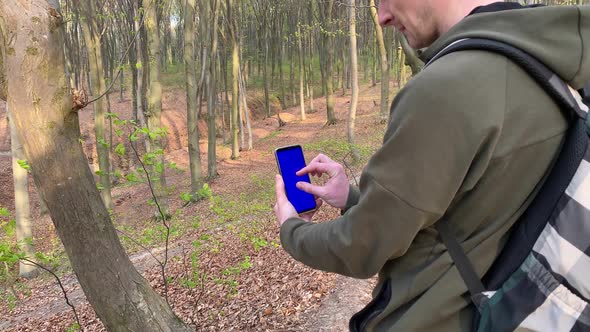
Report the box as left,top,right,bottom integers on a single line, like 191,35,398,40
411,50,509,91
390,50,510,127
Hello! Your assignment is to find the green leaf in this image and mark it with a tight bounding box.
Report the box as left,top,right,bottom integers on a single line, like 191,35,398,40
0,207,10,218
114,143,126,156
2,219,16,237
180,192,193,203
125,172,139,182
95,170,105,176
17,160,30,171
97,138,110,148
105,112,119,120
155,162,164,174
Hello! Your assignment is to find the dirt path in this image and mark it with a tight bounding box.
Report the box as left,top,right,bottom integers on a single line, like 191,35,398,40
0,244,185,330
301,276,376,331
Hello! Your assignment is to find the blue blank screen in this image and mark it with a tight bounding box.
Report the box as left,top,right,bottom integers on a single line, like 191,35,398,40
276,146,317,213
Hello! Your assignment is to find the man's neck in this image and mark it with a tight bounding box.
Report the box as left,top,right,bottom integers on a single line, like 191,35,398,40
436,0,497,37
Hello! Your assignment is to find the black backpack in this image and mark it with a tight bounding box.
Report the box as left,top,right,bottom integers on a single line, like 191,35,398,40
429,38,590,332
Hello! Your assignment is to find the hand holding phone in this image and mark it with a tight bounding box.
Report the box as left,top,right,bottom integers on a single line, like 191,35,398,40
274,145,317,214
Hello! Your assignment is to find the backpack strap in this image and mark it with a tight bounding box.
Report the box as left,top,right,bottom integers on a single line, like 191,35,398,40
427,38,589,305
435,218,487,308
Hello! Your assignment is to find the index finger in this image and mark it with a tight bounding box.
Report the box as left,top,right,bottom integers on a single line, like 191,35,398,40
296,161,332,177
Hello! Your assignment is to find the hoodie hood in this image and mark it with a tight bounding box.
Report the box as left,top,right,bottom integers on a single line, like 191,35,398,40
420,5,590,89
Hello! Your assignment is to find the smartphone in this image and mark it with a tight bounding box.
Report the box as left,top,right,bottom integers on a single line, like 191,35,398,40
274,145,317,214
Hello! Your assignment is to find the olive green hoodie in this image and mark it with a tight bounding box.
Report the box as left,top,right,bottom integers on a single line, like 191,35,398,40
280,5,590,332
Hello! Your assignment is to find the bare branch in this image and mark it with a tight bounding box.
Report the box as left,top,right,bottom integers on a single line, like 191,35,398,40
20,258,83,331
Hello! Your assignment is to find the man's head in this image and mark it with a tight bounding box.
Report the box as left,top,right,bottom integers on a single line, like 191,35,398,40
378,0,496,49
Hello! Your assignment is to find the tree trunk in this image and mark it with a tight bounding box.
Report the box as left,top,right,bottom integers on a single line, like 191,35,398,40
0,1,191,330
208,0,220,178
228,0,240,160
348,0,360,161
369,0,390,123
297,20,306,120
307,25,315,113
184,0,203,194
134,0,151,151
263,27,271,118
399,33,423,76
146,0,170,218
238,66,253,151
320,0,336,125
80,0,113,211
9,110,38,279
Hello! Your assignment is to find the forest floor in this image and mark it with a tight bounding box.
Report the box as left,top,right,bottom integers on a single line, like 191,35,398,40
0,81,391,331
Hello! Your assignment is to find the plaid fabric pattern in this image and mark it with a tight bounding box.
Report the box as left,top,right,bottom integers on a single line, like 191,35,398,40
476,89,590,332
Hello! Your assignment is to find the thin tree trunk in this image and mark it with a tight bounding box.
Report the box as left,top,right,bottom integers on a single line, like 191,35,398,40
320,0,337,125
307,26,315,113
9,110,38,279
0,2,192,330
184,0,203,194
369,0,390,123
207,0,220,178
238,66,253,150
136,0,149,153
399,33,423,76
297,20,306,120
146,0,170,218
263,28,271,118
348,0,360,160
228,0,240,159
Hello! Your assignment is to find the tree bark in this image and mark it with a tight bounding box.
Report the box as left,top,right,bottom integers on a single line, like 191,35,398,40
369,0,390,123
319,0,336,125
228,0,240,160
399,32,423,76
348,0,360,161
0,1,191,330
146,0,170,217
297,19,306,120
238,66,253,151
184,0,203,194
207,0,220,178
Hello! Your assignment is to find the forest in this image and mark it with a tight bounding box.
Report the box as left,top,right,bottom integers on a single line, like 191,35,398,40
0,0,586,331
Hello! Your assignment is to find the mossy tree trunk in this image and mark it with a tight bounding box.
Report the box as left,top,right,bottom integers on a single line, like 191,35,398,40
146,0,170,218
0,1,191,330
184,0,203,194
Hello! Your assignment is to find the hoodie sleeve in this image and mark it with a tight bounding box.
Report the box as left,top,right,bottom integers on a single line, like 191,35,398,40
573,5,590,89
280,52,508,279
341,184,360,214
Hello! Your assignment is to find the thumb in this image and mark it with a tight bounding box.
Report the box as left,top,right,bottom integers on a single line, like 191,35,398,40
275,174,288,202
296,181,325,197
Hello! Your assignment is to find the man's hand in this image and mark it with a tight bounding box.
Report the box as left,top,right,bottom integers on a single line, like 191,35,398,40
295,154,350,210
274,174,322,227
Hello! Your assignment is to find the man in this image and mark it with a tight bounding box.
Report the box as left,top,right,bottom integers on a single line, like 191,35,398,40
274,1,590,331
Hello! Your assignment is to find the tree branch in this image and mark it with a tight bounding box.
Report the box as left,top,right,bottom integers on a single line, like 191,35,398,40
127,125,171,305
20,258,83,331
